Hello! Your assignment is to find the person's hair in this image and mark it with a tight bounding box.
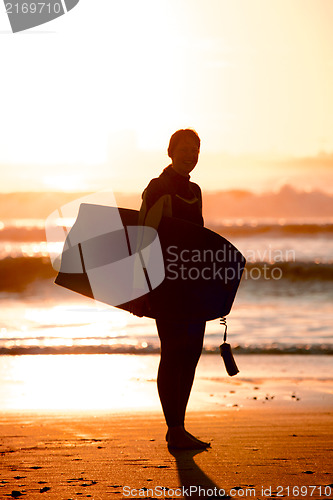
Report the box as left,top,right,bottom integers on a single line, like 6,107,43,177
167,129,200,158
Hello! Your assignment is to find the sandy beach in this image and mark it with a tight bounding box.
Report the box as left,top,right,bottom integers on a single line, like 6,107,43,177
0,408,332,499
1,357,332,500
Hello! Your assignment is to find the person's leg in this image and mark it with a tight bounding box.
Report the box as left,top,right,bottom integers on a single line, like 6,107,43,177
156,318,185,428
156,318,208,448
178,320,206,426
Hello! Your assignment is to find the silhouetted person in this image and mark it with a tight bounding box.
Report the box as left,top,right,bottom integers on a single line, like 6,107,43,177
138,129,210,449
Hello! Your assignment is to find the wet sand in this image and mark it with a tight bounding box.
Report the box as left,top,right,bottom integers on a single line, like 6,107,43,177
1,354,332,498
0,407,332,499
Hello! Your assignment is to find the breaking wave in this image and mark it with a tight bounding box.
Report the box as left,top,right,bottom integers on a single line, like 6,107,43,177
1,222,333,242
0,256,333,293
0,343,331,356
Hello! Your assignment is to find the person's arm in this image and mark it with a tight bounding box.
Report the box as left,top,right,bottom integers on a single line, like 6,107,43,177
138,180,172,229
130,181,172,317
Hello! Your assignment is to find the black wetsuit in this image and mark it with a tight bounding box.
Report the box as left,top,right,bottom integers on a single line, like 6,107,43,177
142,165,204,226
142,165,206,428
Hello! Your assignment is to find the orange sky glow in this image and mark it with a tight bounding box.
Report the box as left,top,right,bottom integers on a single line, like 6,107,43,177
0,0,333,193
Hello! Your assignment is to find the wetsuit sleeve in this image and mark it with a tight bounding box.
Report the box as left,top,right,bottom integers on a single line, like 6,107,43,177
138,179,172,229
130,180,171,317
143,179,165,211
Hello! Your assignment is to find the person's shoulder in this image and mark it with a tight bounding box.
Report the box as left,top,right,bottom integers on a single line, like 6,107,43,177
146,177,163,190
143,177,165,198
141,175,171,212
143,168,172,196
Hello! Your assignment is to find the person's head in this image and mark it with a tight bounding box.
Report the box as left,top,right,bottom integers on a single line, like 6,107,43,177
168,129,200,177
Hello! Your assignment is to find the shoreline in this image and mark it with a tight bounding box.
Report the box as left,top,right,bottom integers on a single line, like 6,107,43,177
1,354,332,414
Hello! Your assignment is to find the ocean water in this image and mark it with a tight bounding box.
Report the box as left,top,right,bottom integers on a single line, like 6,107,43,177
0,217,332,356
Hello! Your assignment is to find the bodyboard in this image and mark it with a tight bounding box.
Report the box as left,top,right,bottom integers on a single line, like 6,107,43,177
55,204,246,321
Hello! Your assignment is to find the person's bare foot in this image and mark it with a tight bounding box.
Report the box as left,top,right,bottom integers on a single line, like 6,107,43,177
184,429,211,448
166,427,210,449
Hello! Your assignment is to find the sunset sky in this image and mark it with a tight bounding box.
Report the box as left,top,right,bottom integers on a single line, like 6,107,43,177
1,0,333,193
